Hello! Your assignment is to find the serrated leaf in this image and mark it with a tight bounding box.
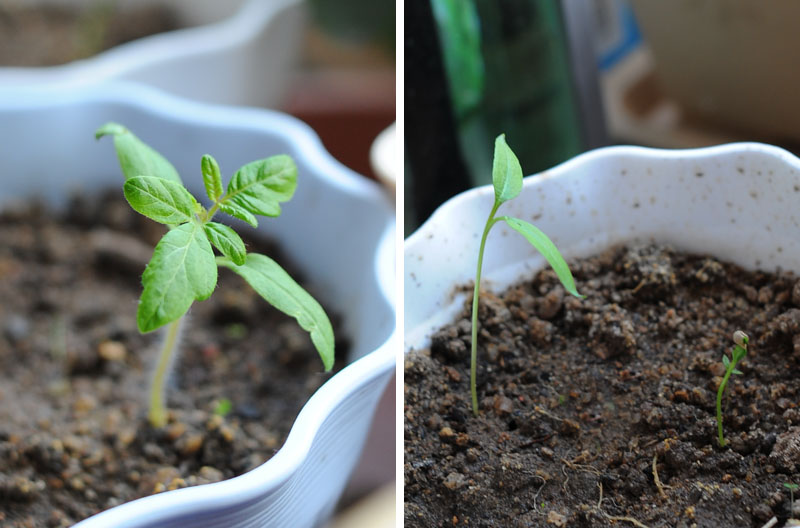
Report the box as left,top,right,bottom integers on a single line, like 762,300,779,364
95,122,182,184
224,155,297,218
492,134,523,204
204,222,246,265
218,253,334,370
123,176,198,225
501,216,583,299
137,222,217,333
201,154,223,202
219,202,258,228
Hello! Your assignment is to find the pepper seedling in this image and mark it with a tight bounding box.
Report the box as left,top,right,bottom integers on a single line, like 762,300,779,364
716,330,748,447
96,123,334,428
469,135,583,415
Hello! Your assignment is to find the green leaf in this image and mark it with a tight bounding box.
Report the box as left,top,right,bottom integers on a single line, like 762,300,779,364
95,122,182,184
123,176,198,225
218,253,334,370
219,202,258,228
223,155,297,218
492,134,523,204
722,355,731,368
213,398,233,416
204,222,246,266
201,154,223,202
501,216,583,299
138,222,217,333
732,369,743,375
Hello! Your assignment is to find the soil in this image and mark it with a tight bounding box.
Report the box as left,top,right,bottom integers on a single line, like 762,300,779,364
0,191,346,527
0,3,182,66
405,244,800,528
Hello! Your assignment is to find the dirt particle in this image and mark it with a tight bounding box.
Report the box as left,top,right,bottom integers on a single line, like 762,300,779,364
439,427,455,440
97,340,127,362
770,426,800,471
444,366,461,382
546,510,567,526
443,472,467,490
538,287,564,320
493,394,513,415
165,423,186,442
792,280,800,307
178,434,204,456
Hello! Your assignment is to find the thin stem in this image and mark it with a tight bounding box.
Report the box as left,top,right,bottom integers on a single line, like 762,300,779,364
149,317,183,428
470,200,502,415
716,344,746,447
716,359,738,447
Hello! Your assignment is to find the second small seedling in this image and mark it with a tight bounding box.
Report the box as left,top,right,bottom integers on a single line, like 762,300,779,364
716,330,748,447
468,135,583,415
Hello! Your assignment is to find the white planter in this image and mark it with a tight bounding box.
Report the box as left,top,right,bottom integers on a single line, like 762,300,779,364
406,143,800,351
0,81,395,528
0,0,303,107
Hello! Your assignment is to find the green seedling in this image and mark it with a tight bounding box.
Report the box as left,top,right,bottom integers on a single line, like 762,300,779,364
469,135,583,415
96,123,334,428
786,483,800,525
213,398,233,417
716,330,748,447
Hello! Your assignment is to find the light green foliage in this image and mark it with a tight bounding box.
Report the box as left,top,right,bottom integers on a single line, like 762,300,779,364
501,217,581,298
97,122,335,426
225,155,297,220
123,176,198,225
201,154,223,202
469,135,583,415
213,398,233,417
492,134,523,203
96,123,182,184
204,222,246,266
219,254,335,371
716,331,748,447
138,222,217,333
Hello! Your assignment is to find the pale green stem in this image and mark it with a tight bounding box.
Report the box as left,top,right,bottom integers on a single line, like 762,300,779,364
149,317,183,428
716,354,742,448
470,200,502,415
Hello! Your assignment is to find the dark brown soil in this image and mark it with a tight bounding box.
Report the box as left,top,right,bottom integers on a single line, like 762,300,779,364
0,191,346,527
405,244,800,528
0,3,182,66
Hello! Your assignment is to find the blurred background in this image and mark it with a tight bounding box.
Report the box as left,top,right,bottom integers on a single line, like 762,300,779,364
0,0,395,526
405,0,800,235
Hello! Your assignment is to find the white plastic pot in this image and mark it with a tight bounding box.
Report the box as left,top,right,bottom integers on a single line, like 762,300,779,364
406,143,800,351
0,81,395,528
0,0,303,107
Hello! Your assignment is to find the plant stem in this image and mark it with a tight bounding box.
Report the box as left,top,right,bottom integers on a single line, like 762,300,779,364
716,359,738,447
149,317,183,428
470,200,501,415
716,372,731,447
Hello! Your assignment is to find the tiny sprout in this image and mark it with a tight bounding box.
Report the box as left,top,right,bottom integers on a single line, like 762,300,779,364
716,330,748,447
96,123,335,428
468,135,583,415
785,483,800,524
213,398,233,417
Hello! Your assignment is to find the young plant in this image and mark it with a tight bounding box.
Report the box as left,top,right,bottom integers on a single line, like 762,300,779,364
469,135,583,415
96,123,334,428
785,483,799,515
716,330,748,447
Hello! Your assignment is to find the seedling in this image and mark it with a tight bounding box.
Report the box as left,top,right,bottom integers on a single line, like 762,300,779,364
96,123,334,428
716,330,748,447
785,483,799,516
469,135,583,415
